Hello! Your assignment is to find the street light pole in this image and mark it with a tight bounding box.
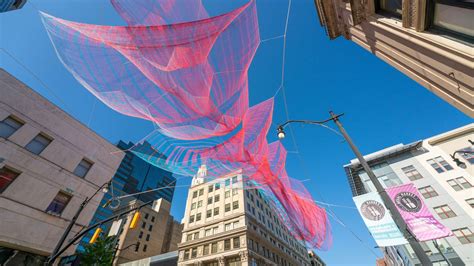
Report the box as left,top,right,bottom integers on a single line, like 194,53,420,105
47,180,111,264
277,111,432,265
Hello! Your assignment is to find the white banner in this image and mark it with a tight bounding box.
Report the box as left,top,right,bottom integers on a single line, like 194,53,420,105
108,219,123,237
353,192,408,247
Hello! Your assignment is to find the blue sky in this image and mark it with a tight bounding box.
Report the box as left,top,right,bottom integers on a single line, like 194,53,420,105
1,0,471,265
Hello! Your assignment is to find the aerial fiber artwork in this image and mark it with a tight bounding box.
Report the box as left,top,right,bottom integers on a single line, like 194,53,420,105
41,0,332,250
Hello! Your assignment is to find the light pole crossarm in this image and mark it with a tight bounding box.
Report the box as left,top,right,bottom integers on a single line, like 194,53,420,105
278,113,344,128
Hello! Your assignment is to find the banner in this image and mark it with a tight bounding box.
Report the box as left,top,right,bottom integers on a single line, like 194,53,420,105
386,183,453,241
353,192,408,247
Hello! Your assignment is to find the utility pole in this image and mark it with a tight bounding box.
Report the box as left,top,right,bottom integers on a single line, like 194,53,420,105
329,111,432,265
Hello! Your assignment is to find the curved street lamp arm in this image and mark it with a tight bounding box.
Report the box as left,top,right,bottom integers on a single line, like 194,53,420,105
278,113,344,129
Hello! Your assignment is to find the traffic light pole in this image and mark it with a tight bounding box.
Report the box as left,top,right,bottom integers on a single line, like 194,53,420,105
46,200,153,264
328,111,432,265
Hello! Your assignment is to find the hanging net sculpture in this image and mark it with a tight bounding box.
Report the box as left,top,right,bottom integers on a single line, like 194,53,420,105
42,0,332,250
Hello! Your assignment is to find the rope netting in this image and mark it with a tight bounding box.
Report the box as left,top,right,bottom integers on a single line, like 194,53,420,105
41,0,332,250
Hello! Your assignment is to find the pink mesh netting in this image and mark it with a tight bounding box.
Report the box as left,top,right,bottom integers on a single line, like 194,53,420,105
42,0,332,250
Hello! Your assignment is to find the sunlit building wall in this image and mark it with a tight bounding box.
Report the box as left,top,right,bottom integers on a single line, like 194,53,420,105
344,124,473,265
313,0,473,117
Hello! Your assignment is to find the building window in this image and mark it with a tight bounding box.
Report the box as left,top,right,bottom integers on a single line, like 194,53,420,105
189,215,195,223
207,209,212,218
456,177,472,189
0,116,24,138
375,0,402,17
205,229,211,236
199,188,204,196
197,200,203,208
402,165,424,181
203,244,210,255
192,191,198,198
233,221,239,228
208,197,213,204
139,231,143,239
25,133,52,155
148,225,153,231
194,232,199,239
233,237,240,248
224,239,231,250
429,1,474,42
418,186,438,199
191,202,196,210
233,201,239,210
460,148,474,164
214,194,220,202
135,242,140,252
466,198,474,208
0,166,20,193
191,248,197,258
232,189,238,195
453,227,474,244
146,234,150,241
214,207,219,216
184,249,190,259
232,176,238,183
225,203,231,212
433,205,457,219
225,223,232,231
225,190,230,198
186,234,192,241
46,191,71,216
143,244,147,252
208,185,214,192
225,179,231,187
427,156,453,173
151,216,155,222
196,213,201,221
144,213,149,220
211,242,218,253
215,183,220,190
142,221,146,229
448,177,472,191
73,159,93,178
212,227,218,234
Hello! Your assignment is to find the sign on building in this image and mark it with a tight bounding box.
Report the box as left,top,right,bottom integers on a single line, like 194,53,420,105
353,192,408,247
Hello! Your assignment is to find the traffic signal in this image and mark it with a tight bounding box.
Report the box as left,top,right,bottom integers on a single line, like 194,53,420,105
129,211,141,229
89,228,102,244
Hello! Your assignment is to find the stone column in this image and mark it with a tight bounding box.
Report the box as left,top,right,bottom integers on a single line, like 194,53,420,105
239,250,249,266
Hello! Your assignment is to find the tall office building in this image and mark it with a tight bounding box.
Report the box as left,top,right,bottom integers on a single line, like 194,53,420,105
178,165,311,266
110,198,183,264
0,69,124,264
78,140,176,249
344,124,473,265
313,0,473,117
0,0,27,13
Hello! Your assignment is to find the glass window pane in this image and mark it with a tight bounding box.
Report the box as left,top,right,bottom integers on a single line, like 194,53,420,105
73,159,93,178
378,0,402,15
25,134,52,155
46,191,71,215
0,167,21,193
434,4,474,38
0,116,23,138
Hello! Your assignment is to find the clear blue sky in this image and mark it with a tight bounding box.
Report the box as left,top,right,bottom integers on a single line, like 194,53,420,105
1,0,471,264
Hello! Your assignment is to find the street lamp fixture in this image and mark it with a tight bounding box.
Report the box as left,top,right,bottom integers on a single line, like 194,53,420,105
277,126,286,139
450,150,473,169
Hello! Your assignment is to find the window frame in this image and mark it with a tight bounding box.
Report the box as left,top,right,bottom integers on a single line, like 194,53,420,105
45,191,72,216
73,158,94,178
0,166,21,193
426,0,474,44
25,133,53,155
0,115,24,139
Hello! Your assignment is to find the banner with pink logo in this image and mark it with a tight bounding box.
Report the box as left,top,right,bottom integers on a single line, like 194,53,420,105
386,183,453,241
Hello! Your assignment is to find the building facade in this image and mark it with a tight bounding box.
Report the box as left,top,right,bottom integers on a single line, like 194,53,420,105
178,165,310,266
0,0,27,13
79,140,176,250
313,0,473,117
111,198,183,264
308,250,326,266
344,123,473,265
0,69,124,264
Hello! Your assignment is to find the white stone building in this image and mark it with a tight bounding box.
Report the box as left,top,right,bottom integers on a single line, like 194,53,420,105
177,165,312,266
344,124,473,265
0,68,124,263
